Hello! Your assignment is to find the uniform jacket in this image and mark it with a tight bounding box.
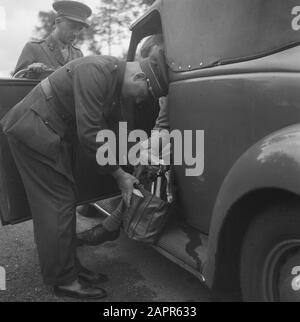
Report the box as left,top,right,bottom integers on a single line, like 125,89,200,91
2,56,126,181
14,34,83,80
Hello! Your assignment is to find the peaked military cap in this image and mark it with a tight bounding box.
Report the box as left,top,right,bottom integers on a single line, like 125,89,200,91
140,46,169,99
53,1,92,28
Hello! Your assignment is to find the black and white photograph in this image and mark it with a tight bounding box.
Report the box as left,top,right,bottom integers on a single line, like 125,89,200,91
0,0,300,305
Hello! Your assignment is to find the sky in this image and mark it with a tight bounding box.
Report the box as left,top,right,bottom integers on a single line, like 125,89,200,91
0,0,130,77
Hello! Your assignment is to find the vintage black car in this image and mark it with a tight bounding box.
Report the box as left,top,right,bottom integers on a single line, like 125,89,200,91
2,0,300,302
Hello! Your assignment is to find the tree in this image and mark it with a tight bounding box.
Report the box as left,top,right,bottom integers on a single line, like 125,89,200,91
142,0,156,5
34,11,57,39
33,0,151,56
91,0,149,55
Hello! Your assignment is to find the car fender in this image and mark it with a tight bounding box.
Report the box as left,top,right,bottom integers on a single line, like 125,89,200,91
204,123,300,288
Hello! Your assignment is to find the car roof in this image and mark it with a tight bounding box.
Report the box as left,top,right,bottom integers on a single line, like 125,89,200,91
132,0,300,72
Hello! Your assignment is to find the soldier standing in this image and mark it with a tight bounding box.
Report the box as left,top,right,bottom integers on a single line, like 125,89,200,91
14,1,94,219
14,1,92,80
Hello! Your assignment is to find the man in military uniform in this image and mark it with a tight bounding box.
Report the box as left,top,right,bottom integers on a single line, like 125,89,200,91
14,0,94,220
77,42,170,246
1,50,168,299
14,1,92,80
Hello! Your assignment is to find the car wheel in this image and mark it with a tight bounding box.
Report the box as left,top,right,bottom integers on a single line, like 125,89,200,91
240,204,300,302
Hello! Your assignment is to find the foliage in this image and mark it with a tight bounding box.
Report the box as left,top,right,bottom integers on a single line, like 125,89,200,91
33,11,57,39
142,0,156,4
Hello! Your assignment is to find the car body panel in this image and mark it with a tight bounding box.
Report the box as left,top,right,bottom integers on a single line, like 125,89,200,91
204,124,300,286
168,57,300,232
0,79,38,119
133,0,300,72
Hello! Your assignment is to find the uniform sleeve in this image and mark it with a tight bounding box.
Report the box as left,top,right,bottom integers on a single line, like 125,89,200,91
153,97,170,131
13,43,36,76
73,62,120,174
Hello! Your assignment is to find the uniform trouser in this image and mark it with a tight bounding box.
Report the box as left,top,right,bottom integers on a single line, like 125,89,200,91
7,136,78,286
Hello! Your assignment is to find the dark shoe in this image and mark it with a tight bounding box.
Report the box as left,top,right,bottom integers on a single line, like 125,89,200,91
54,284,107,300
77,224,120,247
78,266,108,284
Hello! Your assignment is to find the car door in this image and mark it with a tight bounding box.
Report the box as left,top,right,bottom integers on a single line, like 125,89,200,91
0,78,120,225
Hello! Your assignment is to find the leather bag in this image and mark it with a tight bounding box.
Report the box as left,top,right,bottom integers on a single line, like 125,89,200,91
122,184,169,244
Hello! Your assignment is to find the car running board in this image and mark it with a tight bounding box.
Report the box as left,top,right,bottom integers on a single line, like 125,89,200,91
92,196,208,283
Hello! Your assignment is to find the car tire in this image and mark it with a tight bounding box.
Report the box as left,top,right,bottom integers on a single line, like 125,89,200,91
240,203,300,302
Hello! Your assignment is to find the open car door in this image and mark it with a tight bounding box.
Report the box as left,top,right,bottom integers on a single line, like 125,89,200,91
0,78,120,226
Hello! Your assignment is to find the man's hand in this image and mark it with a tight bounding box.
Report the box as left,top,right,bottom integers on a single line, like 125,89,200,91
28,63,51,73
112,168,139,208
